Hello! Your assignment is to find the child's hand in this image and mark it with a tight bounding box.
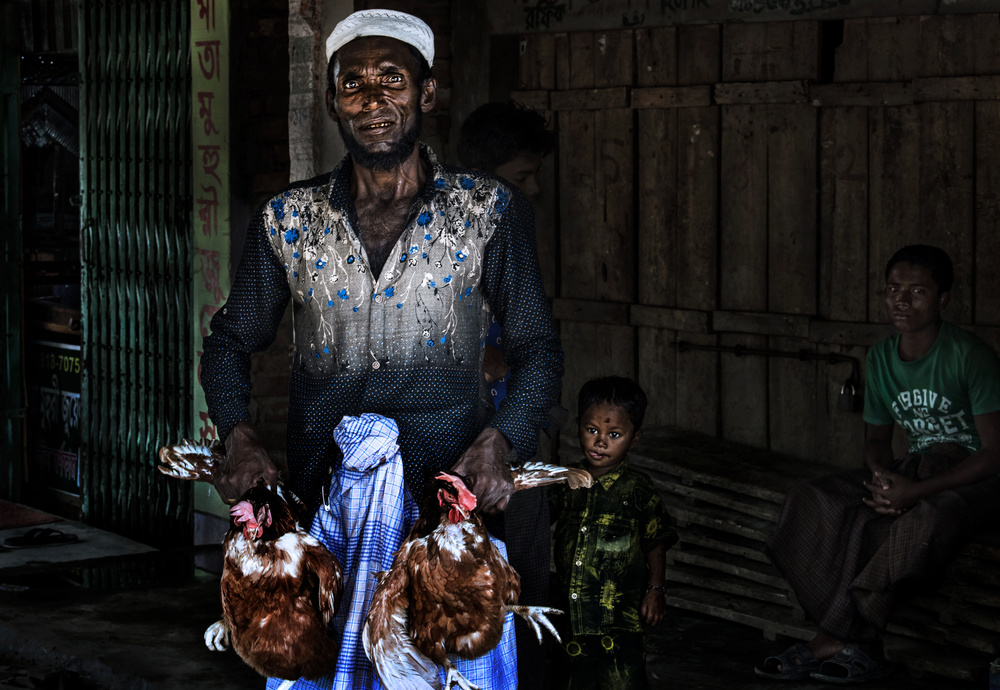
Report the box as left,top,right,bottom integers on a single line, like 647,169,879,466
641,588,666,627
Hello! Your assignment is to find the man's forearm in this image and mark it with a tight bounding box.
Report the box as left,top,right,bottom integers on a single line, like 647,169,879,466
863,439,894,471
912,447,1000,499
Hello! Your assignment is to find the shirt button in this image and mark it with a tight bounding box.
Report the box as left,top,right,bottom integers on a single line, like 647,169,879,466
374,294,383,303
575,560,582,566
372,360,381,370
571,593,578,600
580,526,587,532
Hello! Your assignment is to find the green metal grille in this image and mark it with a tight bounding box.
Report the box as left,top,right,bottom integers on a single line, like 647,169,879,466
79,0,193,547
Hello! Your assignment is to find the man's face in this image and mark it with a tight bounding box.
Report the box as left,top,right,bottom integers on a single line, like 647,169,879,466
495,150,543,202
884,261,949,335
327,36,436,170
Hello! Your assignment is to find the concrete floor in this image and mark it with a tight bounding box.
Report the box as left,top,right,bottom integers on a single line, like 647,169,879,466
0,564,988,690
0,511,988,690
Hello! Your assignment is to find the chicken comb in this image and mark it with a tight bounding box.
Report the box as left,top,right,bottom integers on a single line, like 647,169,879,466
434,472,477,511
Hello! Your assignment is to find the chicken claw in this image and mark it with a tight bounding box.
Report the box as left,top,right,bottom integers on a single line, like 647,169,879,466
204,619,230,651
506,605,563,644
444,660,481,690
512,462,593,491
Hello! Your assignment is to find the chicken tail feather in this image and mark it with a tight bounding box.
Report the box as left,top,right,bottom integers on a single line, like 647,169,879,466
157,440,224,481
512,462,593,491
364,560,440,690
363,608,440,690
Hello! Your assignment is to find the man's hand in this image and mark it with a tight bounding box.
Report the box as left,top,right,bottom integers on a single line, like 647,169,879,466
862,468,920,515
450,427,514,514
215,421,279,504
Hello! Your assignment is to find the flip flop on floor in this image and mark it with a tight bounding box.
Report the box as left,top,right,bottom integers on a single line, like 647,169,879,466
754,642,821,680
809,644,895,684
3,527,79,549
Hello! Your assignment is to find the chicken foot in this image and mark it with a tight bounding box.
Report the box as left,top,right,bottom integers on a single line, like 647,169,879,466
203,619,230,651
512,462,593,491
506,604,563,644
444,660,482,690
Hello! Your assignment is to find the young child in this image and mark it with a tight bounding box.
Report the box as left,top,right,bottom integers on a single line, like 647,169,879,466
550,376,678,690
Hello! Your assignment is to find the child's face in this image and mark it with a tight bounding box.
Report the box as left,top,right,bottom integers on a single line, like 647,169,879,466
578,402,640,478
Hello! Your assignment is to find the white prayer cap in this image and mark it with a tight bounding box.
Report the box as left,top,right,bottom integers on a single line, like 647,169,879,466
325,9,434,67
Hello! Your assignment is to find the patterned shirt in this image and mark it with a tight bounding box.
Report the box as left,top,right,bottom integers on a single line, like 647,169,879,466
550,458,677,635
202,144,563,508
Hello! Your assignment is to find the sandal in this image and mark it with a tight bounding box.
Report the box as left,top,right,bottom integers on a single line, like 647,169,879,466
3,527,79,549
754,642,821,680
809,644,895,684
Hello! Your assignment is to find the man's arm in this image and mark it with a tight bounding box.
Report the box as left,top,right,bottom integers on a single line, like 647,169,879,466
863,422,895,472
201,209,290,501
864,410,1000,514
451,185,564,513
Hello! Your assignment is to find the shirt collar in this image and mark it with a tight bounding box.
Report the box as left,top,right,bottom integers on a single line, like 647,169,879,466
593,456,630,490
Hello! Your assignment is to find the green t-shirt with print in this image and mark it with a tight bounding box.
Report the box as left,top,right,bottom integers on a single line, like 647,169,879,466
863,321,1000,453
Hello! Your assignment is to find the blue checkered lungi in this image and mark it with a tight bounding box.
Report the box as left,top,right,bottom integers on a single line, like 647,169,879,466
267,413,517,690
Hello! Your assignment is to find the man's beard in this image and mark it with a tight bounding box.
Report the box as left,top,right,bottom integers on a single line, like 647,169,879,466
338,109,423,171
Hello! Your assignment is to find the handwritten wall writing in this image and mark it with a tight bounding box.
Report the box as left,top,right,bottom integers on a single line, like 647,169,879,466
524,0,567,30
191,0,229,483
489,0,882,34
196,0,215,31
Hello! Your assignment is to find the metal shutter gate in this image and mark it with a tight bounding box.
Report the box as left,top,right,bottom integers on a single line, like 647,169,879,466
79,0,193,548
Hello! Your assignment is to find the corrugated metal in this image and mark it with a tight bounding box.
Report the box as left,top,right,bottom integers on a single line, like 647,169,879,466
18,0,79,54
79,0,193,547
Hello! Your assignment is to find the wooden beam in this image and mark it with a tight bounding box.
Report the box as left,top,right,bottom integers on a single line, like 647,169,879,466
550,298,629,324
550,86,628,111
508,89,550,112
630,304,709,333
810,320,891,346
914,75,1000,101
810,81,913,107
714,80,808,105
632,85,712,109
712,310,810,338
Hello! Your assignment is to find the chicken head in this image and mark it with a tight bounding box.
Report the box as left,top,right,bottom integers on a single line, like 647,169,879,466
434,472,477,524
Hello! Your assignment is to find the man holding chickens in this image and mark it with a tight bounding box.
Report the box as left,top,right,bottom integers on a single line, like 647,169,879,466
200,8,563,689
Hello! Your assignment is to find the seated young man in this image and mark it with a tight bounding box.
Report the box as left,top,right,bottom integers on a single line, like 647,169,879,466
756,244,1000,683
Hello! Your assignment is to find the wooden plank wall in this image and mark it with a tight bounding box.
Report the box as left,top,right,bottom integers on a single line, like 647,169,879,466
514,14,1000,469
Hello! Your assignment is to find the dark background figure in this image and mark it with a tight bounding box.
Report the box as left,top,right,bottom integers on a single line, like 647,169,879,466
458,100,559,688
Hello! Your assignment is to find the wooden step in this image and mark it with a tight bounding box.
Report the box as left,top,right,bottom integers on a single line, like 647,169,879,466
666,496,775,543
677,523,772,564
665,561,797,608
662,582,813,642
669,544,788,590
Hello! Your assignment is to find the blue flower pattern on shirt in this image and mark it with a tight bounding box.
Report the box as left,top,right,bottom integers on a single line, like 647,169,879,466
264,146,503,376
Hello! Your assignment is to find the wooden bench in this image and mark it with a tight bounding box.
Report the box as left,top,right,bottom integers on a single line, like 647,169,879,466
559,427,1000,682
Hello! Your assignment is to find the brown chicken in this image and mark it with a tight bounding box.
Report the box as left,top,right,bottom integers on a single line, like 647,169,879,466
157,440,343,682
363,462,592,690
